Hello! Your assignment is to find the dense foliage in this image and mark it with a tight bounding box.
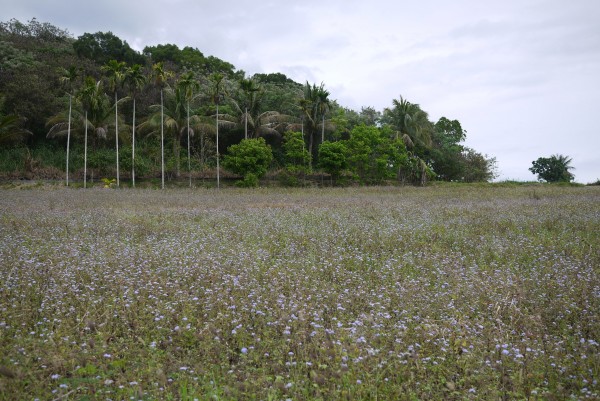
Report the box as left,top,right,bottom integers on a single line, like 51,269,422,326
222,138,273,187
0,18,498,185
529,154,575,182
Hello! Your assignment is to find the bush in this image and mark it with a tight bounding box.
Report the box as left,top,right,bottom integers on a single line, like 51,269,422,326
223,138,273,185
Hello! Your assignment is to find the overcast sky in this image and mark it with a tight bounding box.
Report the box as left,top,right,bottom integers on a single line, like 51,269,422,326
4,0,600,182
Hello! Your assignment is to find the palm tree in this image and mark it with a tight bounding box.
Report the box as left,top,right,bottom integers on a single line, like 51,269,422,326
124,64,147,187
316,85,331,144
239,78,260,140
139,83,213,181
101,60,127,187
385,96,432,149
289,82,334,165
209,73,225,189
383,96,435,185
152,62,171,189
177,72,200,186
48,78,116,180
58,66,78,186
221,77,291,141
0,112,32,146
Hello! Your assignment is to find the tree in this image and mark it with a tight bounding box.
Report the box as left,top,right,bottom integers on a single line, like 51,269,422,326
58,66,78,186
209,72,226,188
123,64,147,187
47,77,118,180
283,131,311,174
318,141,348,182
344,125,407,183
73,31,143,65
140,79,211,180
102,59,127,187
222,77,290,141
529,155,574,182
383,96,432,150
429,117,466,181
177,71,200,186
294,82,334,164
460,148,497,182
152,62,171,189
0,106,32,146
222,138,273,187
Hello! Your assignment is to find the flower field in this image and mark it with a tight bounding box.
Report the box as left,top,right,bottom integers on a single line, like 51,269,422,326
0,185,599,400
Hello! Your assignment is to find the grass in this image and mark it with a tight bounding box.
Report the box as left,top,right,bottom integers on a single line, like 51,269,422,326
0,185,599,400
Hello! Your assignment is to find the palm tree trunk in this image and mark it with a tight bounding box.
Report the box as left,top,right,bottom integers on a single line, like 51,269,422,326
187,101,191,188
84,111,88,188
321,114,325,144
161,89,165,190
216,103,220,189
66,95,71,187
245,107,248,140
115,92,120,187
132,97,136,188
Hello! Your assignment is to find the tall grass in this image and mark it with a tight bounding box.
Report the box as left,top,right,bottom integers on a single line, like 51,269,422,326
0,186,598,400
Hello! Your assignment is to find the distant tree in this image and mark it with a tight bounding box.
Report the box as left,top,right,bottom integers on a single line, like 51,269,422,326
429,117,466,181
344,124,407,182
58,66,78,186
222,138,273,187
318,140,348,181
529,155,574,182
102,60,127,187
123,64,147,187
461,148,498,182
293,82,334,164
0,96,32,145
151,62,171,189
359,106,381,126
209,72,226,188
74,32,144,65
283,131,311,174
177,71,200,185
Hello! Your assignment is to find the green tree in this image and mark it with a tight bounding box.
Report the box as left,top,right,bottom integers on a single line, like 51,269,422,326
318,140,348,182
222,138,273,186
345,125,407,183
294,82,334,163
151,62,171,189
58,66,78,186
0,98,32,145
209,72,226,188
102,59,127,187
73,31,143,65
283,131,311,173
529,155,574,182
177,71,200,185
140,80,211,179
123,64,147,187
429,117,466,181
222,77,290,141
47,78,118,179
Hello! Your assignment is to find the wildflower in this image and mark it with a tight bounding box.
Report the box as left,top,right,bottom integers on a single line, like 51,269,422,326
241,347,248,354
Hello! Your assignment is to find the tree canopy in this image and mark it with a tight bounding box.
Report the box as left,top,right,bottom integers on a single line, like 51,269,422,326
0,18,499,186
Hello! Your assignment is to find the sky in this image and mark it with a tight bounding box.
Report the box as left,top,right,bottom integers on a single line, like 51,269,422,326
4,0,600,183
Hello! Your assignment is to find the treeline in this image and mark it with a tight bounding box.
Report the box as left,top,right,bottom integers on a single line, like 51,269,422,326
0,18,497,186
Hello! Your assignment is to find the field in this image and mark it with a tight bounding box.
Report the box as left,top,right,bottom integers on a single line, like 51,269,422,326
0,184,599,400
